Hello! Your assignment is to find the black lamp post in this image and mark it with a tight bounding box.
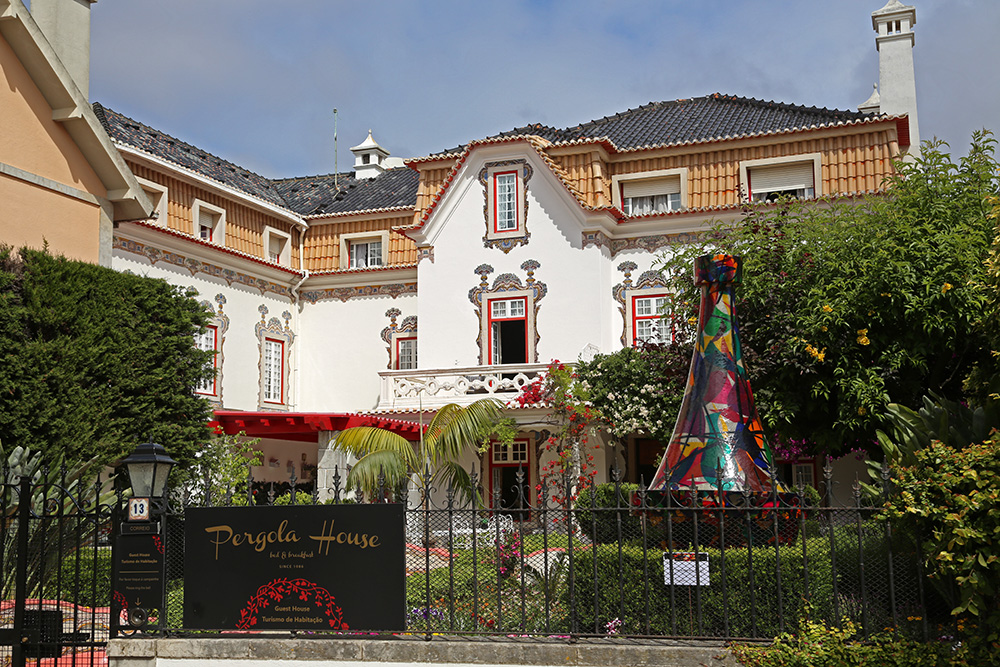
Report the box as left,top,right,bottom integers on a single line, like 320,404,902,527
123,440,176,512
116,441,175,631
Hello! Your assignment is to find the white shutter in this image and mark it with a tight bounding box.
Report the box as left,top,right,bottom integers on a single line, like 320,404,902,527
622,176,681,199
749,162,814,194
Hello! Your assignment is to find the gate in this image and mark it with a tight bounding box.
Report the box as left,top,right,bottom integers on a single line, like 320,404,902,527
1,470,117,667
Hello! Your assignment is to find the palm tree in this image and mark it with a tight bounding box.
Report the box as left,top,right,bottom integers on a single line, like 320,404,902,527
333,398,505,505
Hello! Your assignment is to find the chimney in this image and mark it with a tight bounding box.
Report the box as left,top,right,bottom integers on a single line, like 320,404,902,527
867,0,920,151
350,130,391,180
31,0,95,99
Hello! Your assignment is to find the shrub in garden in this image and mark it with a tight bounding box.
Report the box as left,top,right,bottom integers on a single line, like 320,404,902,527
575,482,641,543
884,433,1000,645
572,540,834,638
40,547,112,607
731,617,981,666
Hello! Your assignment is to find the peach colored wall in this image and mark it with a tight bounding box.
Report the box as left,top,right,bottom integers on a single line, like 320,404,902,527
0,173,101,262
0,35,106,197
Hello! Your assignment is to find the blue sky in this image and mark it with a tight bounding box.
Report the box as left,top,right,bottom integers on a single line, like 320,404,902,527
88,0,999,179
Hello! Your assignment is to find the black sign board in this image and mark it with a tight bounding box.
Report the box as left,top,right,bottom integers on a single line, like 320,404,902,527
183,504,404,631
114,532,165,612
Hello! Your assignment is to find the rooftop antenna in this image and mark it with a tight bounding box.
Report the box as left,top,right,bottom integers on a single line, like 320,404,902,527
333,108,339,192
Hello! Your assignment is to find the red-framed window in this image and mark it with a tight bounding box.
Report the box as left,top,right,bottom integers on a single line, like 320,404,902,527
490,439,530,515
493,171,519,233
396,336,417,370
194,325,218,395
632,294,670,345
262,337,285,404
489,297,527,365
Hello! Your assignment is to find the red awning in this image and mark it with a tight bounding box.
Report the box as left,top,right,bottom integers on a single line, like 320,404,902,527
211,411,423,442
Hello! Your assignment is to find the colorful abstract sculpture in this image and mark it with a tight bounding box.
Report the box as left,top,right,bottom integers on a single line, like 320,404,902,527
649,254,783,493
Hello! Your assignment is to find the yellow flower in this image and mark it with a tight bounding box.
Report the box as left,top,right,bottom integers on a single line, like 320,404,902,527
858,406,867,416
804,343,826,362
857,328,870,346
822,304,833,312
942,282,953,294
687,316,697,326
821,326,828,332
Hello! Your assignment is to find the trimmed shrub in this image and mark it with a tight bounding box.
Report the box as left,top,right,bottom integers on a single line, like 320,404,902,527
571,541,834,638
576,482,641,543
40,546,112,607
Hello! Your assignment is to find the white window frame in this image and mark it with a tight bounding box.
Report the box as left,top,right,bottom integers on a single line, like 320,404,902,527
739,153,823,203
135,176,168,227
261,337,285,405
340,230,389,270
191,199,226,245
611,168,688,216
625,289,672,346
263,226,292,266
492,439,529,465
395,335,417,370
194,324,218,396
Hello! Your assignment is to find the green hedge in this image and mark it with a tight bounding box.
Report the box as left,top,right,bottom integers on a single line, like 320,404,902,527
576,483,641,544
39,546,112,607
571,541,834,637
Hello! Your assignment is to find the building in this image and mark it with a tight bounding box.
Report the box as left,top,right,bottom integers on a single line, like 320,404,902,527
0,0,151,265
3,0,921,506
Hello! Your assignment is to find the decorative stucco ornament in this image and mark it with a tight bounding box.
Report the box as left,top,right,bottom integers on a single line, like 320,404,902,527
649,254,783,493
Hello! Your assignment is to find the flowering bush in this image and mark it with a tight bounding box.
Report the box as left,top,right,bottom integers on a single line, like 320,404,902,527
491,529,522,578
575,337,692,445
514,361,602,507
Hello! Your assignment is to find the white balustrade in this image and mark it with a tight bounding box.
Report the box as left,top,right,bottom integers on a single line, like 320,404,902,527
375,363,550,411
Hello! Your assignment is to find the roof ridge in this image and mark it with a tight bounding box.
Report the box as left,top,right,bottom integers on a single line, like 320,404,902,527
272,171,356,184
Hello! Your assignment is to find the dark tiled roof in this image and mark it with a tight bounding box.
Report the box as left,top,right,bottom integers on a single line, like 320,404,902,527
96,94,871,218
437,123,583,156
273,168,419,217
568,94,870,149
435,93,871,155
93,103,291,209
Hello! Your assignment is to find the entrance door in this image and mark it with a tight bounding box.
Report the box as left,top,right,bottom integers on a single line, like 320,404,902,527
490,440,530,518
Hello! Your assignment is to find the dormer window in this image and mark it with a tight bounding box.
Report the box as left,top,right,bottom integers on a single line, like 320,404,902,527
740,154,823,203
192,199,226,244
264,227,291,266
612,169,688,216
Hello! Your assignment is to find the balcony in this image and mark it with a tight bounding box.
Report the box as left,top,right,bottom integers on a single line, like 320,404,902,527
375,363,549,411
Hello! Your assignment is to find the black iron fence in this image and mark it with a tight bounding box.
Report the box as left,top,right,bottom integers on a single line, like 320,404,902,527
160,463,943,642
1,467,115,667
1,459,948,667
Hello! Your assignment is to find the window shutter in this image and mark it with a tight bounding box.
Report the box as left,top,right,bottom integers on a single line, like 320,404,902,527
749,162,814,194
622,176,681,199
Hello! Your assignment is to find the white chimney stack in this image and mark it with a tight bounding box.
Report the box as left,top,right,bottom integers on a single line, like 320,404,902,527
31,0,95,99
865,0,920,152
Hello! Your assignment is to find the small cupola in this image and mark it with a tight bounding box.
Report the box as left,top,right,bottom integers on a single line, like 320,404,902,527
858,83,881,114
350,130,391,180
